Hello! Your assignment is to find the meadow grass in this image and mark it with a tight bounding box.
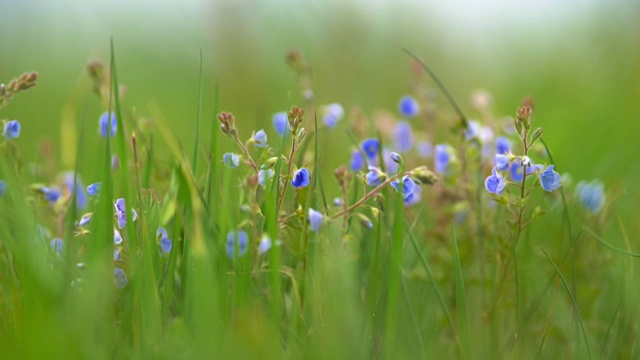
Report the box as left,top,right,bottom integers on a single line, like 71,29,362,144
0,42,635,360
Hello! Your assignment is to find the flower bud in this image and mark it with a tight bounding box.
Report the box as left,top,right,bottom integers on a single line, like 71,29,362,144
389,152,402,164
261,157,279,170
409,166,438,185
530,127,543,144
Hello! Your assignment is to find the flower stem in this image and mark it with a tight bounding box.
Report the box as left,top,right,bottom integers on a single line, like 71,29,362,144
329,172,405,220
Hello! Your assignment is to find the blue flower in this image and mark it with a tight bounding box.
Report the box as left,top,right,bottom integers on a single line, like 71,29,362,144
323,103,344,128
99,112,117,137
308,208,323,232
253,129,268,148
361,138,380,160
539,165,561,192
391,175,417,199
41,187,61,203
114,198,137,229
416,141,432,159
398,95,419,118
333,197,344,207
114,248,122,261
226,230,248,258
465,120,481,141
350,150,364,171
258,169,274,187
496,136,510,155
114,268,128,288
383,150,399,174
291,168,310,188
258,234,272,254
50,238,63,255
79,213,92,226
223,153,240,168
576,180,605,213
403,185,422,206
64,173,87,210
485,167,506,195
0,180,5,197
509,158,540,182
495,154,510,171
87,182,102,196
434,144,450,174
114,229,123,245
365,166,384,186
273,112,290,135
157,227,172,253
389,152,402,164
394,121,413,152
3,120,20,140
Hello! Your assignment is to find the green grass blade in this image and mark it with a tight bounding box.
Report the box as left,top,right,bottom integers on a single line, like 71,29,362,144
584,226,640,257
192,49,204,176
452,225,470,359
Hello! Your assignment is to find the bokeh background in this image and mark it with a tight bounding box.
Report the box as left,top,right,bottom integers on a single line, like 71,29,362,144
1,0,639,230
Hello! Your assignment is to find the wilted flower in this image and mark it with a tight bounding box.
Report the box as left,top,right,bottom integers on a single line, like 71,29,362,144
393,121,413,152
539,165,561,192
253,129,268,148
114,268,128,288
3,120,20,140
398,95,419,117
99,112,117,137
291,168,310,188
485,167,506,195
273,112,290,135
308,208,323,232
576,180,605,213
223,153,240,168
323,103,344,128
226,230,248,258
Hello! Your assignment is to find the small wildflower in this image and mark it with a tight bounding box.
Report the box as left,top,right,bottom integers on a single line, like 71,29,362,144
258,234,272,254
273,112,290,135
41,187,61,203
157,227,172,253
383,150,400,174
495,154,510,171
114,198,137,229
111,154,120,170
576,180,605,213
361,138,380,160
393,121,413,152
64,173,87,210
539,165,561,192
403,185,422,206
99,112,117,137
333,197,344,207
3,120,20,140
509,158,540,182
434,144,450,174
87,182,102,196
485,167,506,195
350,150,364,171
308,208,323,232
114,268,128,288
365,166,385,186
398,95,419,118
223,153,240,169
50,238,63,255
226,230,248,258
416,141,432,159
389,152,402,164
465,120,481,141
258,169,275,187
390,175,417,199
323,103,344,128
496,136,510,155
114,248,122,261
0,180,6,197
79,213,92,226
114,229,123,245
253,129,268,148
291,168,310,188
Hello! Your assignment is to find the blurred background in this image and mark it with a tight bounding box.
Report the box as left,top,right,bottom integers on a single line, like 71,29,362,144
1,0,639,227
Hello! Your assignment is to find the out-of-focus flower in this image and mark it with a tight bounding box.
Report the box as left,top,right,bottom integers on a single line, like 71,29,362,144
398,95,419,118
258,234,272,254
253,129,268,148
434,144,450,174
365,166,385,186
323,103,344,128
308,208,323,232
576,180,605,213
393,121,413,152
87,183,102,196
258,169,274,187
99,112,117,137
350,150,364,171
416,141,432,159
157,227,172,253
273,112,290,135
114,268,128,288
223,153,240,168
495,154,510,171
3,120,20,140
496,136,510,155
50,238,63,255
361,138,380,160
226,230,248,258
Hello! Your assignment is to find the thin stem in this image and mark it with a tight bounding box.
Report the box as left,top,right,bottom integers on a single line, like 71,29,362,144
277,137,298,213
329,173,405,220
233,137,259,174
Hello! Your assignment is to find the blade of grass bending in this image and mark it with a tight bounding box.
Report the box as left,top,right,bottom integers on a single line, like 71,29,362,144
405,219,455,331
402,48,468,129
584,226,640,257
192,49,204,176
452,225,471,359
540,248,592,359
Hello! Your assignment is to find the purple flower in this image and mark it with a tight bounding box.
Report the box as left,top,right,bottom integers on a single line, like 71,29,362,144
3,120,20,140
393,121,413,152
114,198,137,229
365,166,384,186
226,230,248,258
495,154,510,171
350,149,365,171
253,129,268,148
485,167,506,195
273,112,290,135
434,144,450,174
157,227,172,253
291,168,310,188
114,248,122,261
114,229,123,245
398,95,419,117
576,180,605,213
308,208,323,232
114,268,128,288
79,213,92,226
539,165,561,192
323,103,344,128
361,138,380,160
87,183,102,196
391,175,417,199
99,112,117,137
496,136,510,155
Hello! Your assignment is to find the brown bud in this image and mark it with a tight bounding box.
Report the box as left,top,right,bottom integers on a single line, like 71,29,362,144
335,165,347,185
516,105,532,121
285,49,302,67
